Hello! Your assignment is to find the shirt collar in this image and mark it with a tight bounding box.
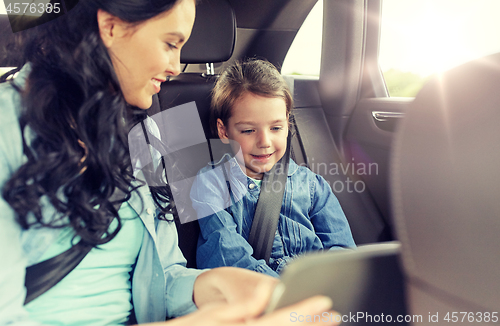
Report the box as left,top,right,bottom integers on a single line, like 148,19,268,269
13,64,31,90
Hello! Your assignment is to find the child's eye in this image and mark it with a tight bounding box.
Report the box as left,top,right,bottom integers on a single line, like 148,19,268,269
241,129,254,134
271,126,283,131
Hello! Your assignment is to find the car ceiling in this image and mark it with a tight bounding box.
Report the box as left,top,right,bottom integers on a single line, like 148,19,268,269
228,0,317,30
184,0,318,73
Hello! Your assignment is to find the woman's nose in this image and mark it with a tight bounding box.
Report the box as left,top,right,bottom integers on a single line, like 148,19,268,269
166,52,182,77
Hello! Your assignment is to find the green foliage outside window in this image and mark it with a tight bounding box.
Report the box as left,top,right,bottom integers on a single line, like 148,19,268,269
383,69,430,97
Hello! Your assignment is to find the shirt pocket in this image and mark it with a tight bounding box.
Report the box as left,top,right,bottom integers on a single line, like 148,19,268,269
280,216,304,257
270,228,285,259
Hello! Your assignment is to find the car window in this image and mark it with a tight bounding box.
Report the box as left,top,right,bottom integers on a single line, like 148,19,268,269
281,1,322,76
380,0,500,97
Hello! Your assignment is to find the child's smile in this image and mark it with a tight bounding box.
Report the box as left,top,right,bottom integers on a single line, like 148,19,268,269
217,92,288,180
251,153,274,162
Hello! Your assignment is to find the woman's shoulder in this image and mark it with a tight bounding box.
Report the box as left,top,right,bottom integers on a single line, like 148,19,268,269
0,69,29,170
0,64,31,111
0,65,30,126
0,83,21,126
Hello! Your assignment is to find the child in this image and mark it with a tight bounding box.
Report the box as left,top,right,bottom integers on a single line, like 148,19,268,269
190,59,355,278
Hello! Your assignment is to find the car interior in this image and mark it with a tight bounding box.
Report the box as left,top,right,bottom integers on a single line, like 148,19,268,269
145,0,397,268
1,0,499,324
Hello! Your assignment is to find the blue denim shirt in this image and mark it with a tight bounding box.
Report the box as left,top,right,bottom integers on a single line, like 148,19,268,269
0,66,204,325
191,155,356,278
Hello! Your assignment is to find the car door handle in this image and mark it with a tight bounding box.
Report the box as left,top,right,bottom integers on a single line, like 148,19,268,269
372,111,405,122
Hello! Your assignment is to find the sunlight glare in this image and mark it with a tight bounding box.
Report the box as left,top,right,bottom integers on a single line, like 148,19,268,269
380,0,500,78
401,8,468,75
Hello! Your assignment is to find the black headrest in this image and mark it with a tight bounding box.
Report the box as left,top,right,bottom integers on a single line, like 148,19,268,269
181,0,236,64
0,15,16,67
392,53,500,314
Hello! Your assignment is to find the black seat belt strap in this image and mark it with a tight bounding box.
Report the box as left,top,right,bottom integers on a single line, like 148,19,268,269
23,115,150,304
247,131,291,263
24,238,93,305
24,186,126,304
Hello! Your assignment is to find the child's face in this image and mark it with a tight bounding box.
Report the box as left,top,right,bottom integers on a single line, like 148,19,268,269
217,92,288,180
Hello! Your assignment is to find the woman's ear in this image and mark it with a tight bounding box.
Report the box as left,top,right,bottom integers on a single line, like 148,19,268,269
97,9,119,48
217,119,230,144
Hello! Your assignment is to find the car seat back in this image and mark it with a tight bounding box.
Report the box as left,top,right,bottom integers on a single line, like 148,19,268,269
284,75,391,245
392,53,500,320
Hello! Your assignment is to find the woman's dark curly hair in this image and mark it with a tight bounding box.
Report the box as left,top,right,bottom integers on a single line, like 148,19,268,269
1,0,185,246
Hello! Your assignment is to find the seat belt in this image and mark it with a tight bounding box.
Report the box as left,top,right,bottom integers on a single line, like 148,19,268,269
24,188,124,305
24,115,160,304
25,234,97,305
247,131,291,263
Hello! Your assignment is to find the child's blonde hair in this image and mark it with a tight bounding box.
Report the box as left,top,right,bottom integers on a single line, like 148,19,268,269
210,59,293,137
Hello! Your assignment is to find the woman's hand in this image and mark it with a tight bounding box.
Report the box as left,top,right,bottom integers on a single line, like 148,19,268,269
180,267,338,326
192,267,279,308
148,289,339,326
145,267,340,326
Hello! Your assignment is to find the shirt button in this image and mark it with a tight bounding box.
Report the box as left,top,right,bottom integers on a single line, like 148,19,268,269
249,183,255,189
146,208,153,215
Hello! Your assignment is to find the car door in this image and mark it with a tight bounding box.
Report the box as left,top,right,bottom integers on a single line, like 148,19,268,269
320,0,405,237
281,0,396,243
320,0,500,239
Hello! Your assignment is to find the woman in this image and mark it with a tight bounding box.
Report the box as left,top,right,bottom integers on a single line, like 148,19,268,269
0,0,338,325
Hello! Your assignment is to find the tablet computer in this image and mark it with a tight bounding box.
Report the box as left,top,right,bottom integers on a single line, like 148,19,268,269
265,242,408,325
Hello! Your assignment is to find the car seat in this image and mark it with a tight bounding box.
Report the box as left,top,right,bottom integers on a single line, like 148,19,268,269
284,76,391,245
151,0,235,139
391,53,500,322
